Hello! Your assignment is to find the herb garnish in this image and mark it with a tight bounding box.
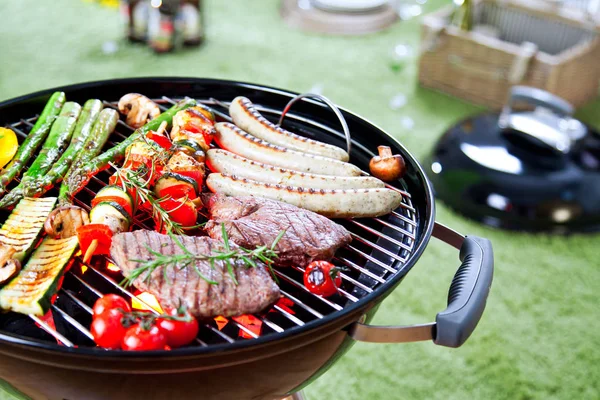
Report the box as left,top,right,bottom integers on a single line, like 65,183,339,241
121,225,284,287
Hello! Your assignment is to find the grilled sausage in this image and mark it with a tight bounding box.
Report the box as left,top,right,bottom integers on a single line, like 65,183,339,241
229,96,350,161
206,173,403,218
214,123,362,177
207,149,384,190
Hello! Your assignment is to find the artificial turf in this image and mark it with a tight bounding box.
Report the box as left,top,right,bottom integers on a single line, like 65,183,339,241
0,0,599,399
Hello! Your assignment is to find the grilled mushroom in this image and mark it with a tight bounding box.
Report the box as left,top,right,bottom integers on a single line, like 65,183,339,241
45,205,90,238
369,146,406,182
0,244,20,285
118,93,161,129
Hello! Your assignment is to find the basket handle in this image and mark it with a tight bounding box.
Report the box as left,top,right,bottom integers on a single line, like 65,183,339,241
348,223,494,348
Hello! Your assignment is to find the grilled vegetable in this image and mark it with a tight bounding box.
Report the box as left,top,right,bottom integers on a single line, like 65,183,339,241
0,128,19,169
154,172,198,200
0,102,81,209
369,146,406,182
0,197,58,261
44,205,90,239
90,201,132,232
146,126,172,150
206,173,403,218
229,96,350,161
157,197,197,229
26,99,103,198
0,244,20,285
166,150,205,186
0,235,79,316
118,93,161,129
171,106,216,151
59,108,119,204
77,224,114,258
0,92,66,196
206,149,384,190
91,308,128,350
67,98,196,200
92,185,134,216
214,122,362,177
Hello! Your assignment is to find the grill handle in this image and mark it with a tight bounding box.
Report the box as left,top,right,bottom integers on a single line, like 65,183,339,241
348,223,493,348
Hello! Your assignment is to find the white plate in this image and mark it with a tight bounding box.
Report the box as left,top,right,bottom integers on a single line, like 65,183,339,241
311,0,389,13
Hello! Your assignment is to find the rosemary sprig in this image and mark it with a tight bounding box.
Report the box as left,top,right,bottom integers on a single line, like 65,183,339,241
109,162,188,235
121,225,284,287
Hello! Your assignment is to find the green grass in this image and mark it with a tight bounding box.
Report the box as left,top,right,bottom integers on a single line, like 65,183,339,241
1,0,599,399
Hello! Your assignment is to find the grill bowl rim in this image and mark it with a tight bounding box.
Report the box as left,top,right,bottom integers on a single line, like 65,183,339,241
0,77,436,358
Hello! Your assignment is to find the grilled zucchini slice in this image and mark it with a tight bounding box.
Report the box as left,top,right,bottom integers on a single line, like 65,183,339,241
154,172,199,197
95,185,134,210
0,235,78,316
0,197,57,261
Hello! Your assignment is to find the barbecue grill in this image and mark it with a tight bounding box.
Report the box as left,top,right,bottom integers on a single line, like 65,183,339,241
0,78,493,400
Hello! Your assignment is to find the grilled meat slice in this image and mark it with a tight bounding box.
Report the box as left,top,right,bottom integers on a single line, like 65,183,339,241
110,230,280,318
205,194,352,267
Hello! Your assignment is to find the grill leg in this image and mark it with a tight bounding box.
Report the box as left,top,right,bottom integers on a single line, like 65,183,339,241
281,391,308,400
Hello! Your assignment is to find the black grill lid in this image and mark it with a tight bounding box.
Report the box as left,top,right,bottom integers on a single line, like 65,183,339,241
425,86,600,233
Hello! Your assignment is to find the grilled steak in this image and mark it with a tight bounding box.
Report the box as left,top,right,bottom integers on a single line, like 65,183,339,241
205,194,352,267
110,230,280,318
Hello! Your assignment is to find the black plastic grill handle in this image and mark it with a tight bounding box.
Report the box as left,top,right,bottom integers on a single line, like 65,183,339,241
348,223,493,348
435,236,493,348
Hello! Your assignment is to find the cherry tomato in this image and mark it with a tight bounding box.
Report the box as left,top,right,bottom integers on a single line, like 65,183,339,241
303,261,342,297
156,307,199,348
92,294,132,318
90,308,127,350
158,197,197,228
122,324,167,351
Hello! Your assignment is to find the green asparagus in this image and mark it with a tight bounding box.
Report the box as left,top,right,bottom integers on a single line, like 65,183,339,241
0,91,66,196
25,99,103,198
63,98,196,201
58,108,119,204
0,102,81,209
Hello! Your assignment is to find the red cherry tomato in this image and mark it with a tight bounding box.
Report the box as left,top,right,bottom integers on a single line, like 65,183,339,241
122,324,167,351
156,307,199,348
92,294,132,318
90,308,127,350
303,261,342,297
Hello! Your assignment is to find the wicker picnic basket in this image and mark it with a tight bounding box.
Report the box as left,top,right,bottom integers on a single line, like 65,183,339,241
418,0,600,108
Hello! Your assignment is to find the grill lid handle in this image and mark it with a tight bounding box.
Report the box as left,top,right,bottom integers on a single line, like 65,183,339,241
348,223,493,348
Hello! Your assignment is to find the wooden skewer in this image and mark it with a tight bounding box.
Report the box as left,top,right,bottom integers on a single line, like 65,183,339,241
83,239,98,264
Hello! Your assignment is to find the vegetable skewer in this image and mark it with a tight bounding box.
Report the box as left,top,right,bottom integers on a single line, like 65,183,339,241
58,108,119,205
0,91,66,196
0,102,81,209
25,99,104,198
65,98,197,201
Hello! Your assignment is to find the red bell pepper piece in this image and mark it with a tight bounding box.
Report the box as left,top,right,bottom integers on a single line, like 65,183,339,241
157,198,197,229
77,224,114,257
146,130,172,150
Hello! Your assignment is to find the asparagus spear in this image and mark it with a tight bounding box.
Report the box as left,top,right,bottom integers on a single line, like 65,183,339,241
0,91,66,196
0,102,81,209
58,108,119,205
24,99,103,198
63,98,196,201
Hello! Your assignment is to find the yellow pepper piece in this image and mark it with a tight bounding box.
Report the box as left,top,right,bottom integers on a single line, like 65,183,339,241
0,128,18,169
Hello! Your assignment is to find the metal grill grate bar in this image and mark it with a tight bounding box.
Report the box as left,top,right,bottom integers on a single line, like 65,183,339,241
349,232,408,264
274,270,343,311
349,221,413,252
29,315,74,347
51,304,94,341
345,245,398,274
279,289,323,319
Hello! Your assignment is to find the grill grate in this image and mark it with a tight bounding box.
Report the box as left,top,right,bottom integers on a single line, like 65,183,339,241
0,96,417,349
